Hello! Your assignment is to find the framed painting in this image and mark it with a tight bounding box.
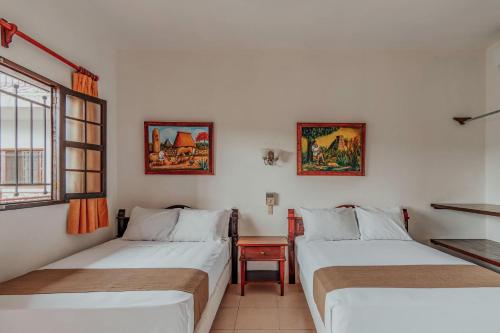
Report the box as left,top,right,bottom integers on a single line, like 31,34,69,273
144,121,214,175
297,122,366,176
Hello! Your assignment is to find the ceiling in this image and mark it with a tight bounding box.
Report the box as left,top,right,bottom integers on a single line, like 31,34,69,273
87,0,500,50
11,0,500,50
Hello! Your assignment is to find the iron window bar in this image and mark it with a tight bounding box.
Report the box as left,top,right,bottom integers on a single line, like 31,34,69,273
0,88,49,108
0,90,2,182
454,109,500,125
42,95,48,194
0,59,60,209
30,102,33,184
14,84,18,196
0,85,51,193
1,183,52,186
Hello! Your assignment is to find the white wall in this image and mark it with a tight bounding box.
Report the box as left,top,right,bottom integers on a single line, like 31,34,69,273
485,41,500,241
116,49,486,241
0,1,117,282
0,4,493,283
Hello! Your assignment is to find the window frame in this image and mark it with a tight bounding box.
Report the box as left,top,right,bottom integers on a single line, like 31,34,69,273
59,86,107,201
0,58,59,210
0,57,107,210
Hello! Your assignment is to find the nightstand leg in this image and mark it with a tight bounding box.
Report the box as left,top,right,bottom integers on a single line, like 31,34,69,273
240,261,246,296
279,261,284,296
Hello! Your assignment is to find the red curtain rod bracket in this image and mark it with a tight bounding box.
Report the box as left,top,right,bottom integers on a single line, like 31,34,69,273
0,18,99,81
0,20,17,48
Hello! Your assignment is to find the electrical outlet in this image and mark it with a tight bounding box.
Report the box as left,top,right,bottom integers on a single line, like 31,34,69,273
266,192,277,215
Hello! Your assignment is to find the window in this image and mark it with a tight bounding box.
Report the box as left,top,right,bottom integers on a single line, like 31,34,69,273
60,87,106,201
0,58,106,209
0,66,53,206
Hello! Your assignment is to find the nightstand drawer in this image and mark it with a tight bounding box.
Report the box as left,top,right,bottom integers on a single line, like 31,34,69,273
242,246,282,260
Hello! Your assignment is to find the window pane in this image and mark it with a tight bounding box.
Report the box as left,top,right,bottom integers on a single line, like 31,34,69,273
1,150,14,184
86,123,101,145
32,106,51,184
66,95,84,120
66,118,85,142
66,171,84,193
66,147,84,170
0,94,15,177
17,150,31,184
33,150,45,183
86,172,101,193
0,68,53,205
86,101,101,123
0,71,51,106
86,150,101,171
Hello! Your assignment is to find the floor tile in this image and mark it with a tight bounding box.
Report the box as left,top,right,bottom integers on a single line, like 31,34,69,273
243,282,281,295
284,283,303,293
239,293,278,308
235,308,280,330
226,284,240,295
213,308,238,330
278,292,308,308
278,308,315,330
214,284,313,332
234,330,279,333
221,292,241,308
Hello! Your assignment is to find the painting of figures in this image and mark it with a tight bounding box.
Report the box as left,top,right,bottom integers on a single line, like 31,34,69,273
144,122,214,174
297,123,366,176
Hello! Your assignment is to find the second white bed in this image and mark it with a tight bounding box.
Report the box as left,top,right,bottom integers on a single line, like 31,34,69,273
295,237,500,333
0,239,231,333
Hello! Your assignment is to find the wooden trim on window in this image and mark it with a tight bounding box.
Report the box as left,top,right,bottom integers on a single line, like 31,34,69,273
59,85,107,202
0,57,59,87
0,200,66,211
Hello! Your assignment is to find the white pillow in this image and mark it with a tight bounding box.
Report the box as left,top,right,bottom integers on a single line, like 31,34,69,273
356,207,412,240
123,207,179,241
299,207,360,241
219,210,232,240
169,209,229,242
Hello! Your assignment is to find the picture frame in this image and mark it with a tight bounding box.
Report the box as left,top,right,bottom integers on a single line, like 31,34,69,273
297,122,366,176
144,121,214,175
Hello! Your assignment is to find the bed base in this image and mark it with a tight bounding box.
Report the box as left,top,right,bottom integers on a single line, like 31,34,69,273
287,205,410,284
117,205,239,284
299,263,328,333
194,261,231,333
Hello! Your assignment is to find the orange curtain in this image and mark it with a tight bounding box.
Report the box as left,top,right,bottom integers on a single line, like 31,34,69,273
67,71,108,234
67,198,109,234
72,71,99,97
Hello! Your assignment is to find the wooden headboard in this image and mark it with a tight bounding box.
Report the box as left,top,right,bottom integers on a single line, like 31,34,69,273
287,205,410,284
116,205,239,284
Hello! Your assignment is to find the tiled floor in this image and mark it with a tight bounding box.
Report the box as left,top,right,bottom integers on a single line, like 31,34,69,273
211,283,315,333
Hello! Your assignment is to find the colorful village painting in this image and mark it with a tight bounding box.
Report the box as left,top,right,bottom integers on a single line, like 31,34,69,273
297,123,366,176
144,122,214,174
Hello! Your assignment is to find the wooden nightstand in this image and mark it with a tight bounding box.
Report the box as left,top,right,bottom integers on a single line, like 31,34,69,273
237,236,287,296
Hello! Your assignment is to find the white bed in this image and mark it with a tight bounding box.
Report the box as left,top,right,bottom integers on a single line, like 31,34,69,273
0,238,231,333
295,237,500,333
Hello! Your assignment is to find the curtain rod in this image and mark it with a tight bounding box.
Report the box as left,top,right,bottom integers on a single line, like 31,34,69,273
0,18,99,81
454,109,500,125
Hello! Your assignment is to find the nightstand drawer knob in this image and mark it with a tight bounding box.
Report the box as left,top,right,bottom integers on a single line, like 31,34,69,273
260,251,266,255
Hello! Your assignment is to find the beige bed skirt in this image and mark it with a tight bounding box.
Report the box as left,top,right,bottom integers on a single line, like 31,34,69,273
0,268,209,325
313,264,500,322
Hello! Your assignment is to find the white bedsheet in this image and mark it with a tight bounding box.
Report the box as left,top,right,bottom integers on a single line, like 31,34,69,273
296,237,500,333
0,239,230,333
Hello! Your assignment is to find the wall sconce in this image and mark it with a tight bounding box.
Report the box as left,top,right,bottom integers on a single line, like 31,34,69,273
261,148,280,166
